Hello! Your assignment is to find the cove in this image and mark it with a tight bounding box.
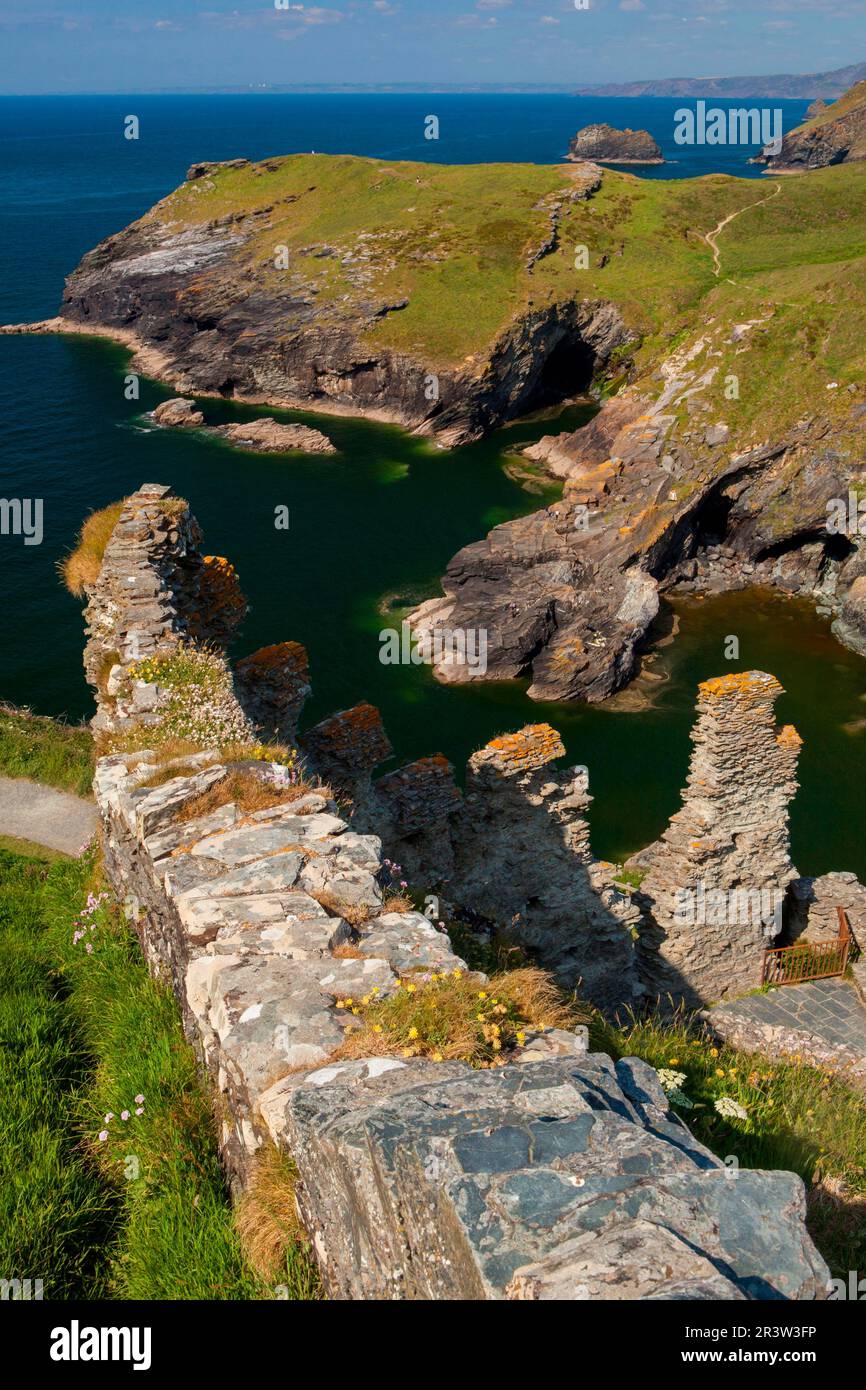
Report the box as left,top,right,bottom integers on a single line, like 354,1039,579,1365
2,331,865,882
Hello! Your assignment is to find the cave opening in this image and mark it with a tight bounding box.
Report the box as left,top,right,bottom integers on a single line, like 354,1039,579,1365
755,530,856,564
529,333,597,409
690,488,737,548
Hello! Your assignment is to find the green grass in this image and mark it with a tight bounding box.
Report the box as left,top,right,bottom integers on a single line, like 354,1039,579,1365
0,834,69,862
0,705,93,798
0,849,116,1297
153,153,866,487
593,1008,866,1280
1,846,320,1300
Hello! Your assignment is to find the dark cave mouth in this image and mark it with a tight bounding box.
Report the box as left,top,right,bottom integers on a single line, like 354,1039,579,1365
527,333,598,410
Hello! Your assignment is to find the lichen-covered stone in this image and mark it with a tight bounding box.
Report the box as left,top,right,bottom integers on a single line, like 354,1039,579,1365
637,672,801,1006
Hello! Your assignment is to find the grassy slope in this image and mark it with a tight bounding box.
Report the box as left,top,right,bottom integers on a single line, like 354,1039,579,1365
0,846,319,1300
0,850,116,1297
158,154,866,465
0,706,93,798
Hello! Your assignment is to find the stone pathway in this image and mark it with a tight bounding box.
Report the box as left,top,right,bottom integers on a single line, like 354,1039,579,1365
721,978,866,1053
0,776,97,856
710,976,866,1091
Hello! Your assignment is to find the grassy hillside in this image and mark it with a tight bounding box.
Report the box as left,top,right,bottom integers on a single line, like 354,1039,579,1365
0,705,93,798
157,153,866,457
0,846,319,1300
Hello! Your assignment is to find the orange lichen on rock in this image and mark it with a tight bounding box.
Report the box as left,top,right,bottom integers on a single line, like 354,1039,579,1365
302,702,393,772
188,554,247,641
776,724,803,750
482,724,566,774
699,671,783,702
236,641,309,682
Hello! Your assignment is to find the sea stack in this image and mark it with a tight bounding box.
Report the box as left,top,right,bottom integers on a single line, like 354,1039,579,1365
568,123,664,165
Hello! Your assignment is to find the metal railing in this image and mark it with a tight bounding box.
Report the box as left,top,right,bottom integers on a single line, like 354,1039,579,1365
761,906,854,987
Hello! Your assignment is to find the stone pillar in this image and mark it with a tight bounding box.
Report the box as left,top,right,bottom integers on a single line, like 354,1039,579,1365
234,641,311,746
637,672,802,1007
82,484,248,736
371,753,463,883
301,703,393,804
450,724,641,1010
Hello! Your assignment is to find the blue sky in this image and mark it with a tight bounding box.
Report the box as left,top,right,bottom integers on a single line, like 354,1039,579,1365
1,0,864,94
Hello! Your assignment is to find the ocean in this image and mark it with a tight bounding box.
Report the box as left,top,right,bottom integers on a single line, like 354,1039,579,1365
4,92,865,877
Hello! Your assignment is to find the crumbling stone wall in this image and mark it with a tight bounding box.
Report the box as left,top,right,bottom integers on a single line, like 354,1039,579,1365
81,483,831,1299
448,725,642,1011
637,672,802,1006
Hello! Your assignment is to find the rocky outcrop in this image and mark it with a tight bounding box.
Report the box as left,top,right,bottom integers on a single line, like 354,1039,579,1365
412,314,865,701
50,156,628,446
636,673,802,1007
212,418,336,454
754,79,866,171
568,124,663,165
151,399,336,453
152,397,204,427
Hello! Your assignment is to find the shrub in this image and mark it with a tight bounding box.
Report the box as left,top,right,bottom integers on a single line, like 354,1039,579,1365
334,965,585,1068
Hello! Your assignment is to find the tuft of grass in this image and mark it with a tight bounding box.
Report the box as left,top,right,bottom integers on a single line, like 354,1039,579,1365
60,500,126,597
381,893,413,914
235,1145,321,1295
174,769,293,822
593,1005,866,1280
334,964,585,1068
0,704,93,797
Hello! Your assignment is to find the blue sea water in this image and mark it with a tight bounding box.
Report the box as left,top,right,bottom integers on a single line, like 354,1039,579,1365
4,92,865,878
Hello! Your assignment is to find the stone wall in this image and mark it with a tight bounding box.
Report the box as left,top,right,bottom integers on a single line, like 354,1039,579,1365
82,483,832,1299
448,725,642,1010
636,672,802,1006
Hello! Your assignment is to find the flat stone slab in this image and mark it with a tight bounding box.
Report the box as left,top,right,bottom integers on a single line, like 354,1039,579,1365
716,978,866,1057
0,775,98,855
265,1053,830,1300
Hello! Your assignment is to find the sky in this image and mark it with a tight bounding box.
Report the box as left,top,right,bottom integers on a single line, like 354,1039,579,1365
1,0,865,94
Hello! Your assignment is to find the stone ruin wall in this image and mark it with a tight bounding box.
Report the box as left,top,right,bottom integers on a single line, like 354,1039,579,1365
636,672,804,1007
80,483,832,1300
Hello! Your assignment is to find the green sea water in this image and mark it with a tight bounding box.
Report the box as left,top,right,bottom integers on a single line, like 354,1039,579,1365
2,331,864,879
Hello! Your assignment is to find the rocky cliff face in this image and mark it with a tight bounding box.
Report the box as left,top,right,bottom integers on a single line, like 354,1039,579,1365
411,315,866,702
52,156,626,446
755,79,866,171
568,124,663,165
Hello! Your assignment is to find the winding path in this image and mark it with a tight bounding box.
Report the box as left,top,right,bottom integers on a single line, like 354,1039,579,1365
0,776,97,856
704,182,782,277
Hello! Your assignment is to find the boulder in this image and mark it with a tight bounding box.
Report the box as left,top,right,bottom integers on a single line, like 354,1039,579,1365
212,418,336,454
151,397,204,428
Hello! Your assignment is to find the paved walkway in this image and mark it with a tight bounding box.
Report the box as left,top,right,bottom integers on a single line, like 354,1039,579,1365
715,977,866,1057
0,776,97,856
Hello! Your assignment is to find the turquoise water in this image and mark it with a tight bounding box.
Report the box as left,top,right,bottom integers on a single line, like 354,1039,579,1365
1,93,863,879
